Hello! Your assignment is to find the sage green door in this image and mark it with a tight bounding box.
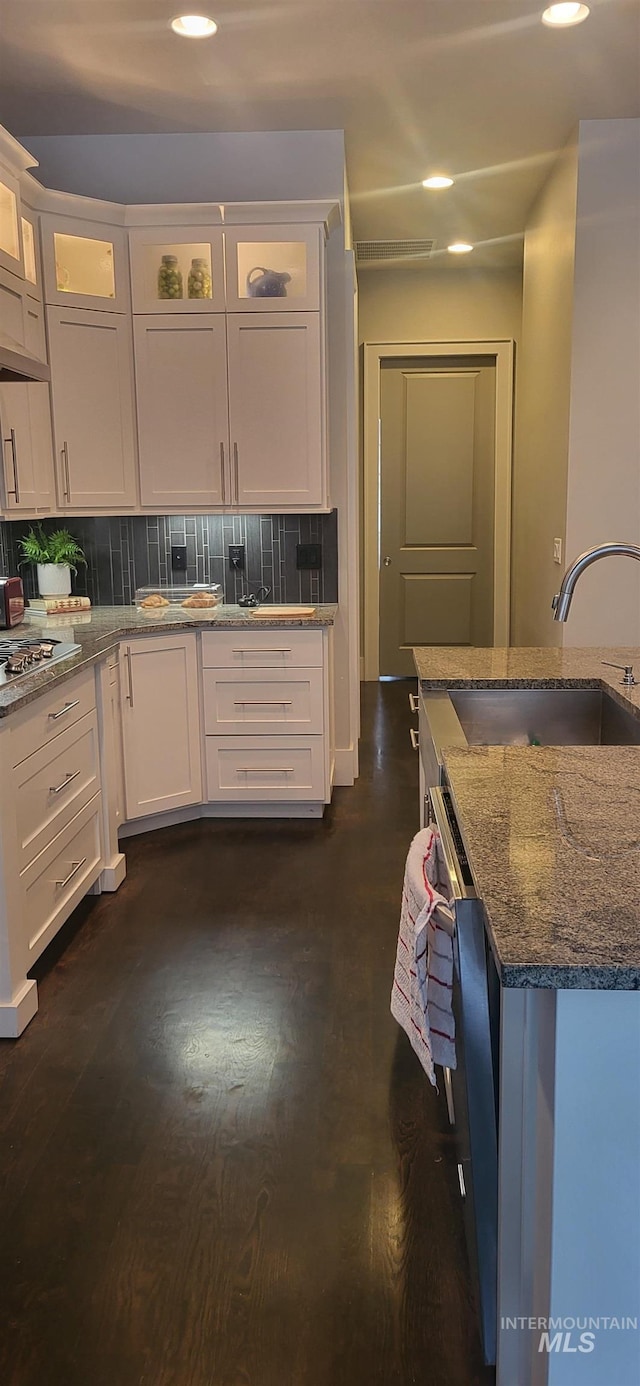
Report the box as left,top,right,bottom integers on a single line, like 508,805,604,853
379,356,497,676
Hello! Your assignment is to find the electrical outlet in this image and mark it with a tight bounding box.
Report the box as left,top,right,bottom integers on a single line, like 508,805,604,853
553,538,563,565
296,543,322,571
228,544,245,571
171,544,187,572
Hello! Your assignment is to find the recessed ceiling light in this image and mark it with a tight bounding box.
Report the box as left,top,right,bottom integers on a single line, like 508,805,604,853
448,242,474,254
171,14,218,38
541,3,590,27
422,175,454,190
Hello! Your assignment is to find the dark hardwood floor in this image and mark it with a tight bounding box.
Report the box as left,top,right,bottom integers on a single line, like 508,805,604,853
0,680,494,1386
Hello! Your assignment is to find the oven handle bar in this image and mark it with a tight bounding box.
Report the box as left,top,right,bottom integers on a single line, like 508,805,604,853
429,785,475,902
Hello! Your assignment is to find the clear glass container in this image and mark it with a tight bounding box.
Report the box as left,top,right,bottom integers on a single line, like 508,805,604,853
188,257,212,300
135,583,223,612
157,254,183,300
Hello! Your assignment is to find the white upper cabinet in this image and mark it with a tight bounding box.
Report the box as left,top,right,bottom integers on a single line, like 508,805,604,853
223,224,322,313
134,314,230,508
0,166,23,279
47,306,138,510
129,226,225,314
227,312,325,509
0,383,55,514
41,215,129,313
0,264,28,347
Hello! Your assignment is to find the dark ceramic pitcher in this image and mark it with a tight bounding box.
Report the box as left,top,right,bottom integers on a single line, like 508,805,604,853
246,266,292,298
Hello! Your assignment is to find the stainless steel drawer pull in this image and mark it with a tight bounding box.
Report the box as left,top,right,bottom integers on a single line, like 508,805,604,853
54,857,87,890
232,648,292,654
457,1163,466,1200
233,441,239,503
5,428,20,503
443,1067,456,1126
220,441,226,504
61,441,71,500
238,767,294,774
409,727,419,751
49,769,81,795
49,699,81,721
408,692,420,713
232,699,293,706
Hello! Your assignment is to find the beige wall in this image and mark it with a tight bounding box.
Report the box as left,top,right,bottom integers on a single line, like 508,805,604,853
563,119,640,647
358,266,522,345
511,136,578,646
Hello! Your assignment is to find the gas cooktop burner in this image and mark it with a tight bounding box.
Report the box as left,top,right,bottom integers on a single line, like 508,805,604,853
0,637,81,682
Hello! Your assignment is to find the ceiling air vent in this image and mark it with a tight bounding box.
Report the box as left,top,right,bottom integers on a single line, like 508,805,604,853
355,238,435,264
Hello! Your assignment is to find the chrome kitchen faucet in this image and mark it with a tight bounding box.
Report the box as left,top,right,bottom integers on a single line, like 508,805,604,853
552,542,640,621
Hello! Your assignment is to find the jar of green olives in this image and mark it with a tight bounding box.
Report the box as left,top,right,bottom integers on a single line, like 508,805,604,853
188,257,212,299
157,254,183,300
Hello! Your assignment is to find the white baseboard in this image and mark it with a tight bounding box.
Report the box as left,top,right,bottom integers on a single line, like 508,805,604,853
0,978,38,1038
119,800,327,836
99,853,127,891
333,745,359,785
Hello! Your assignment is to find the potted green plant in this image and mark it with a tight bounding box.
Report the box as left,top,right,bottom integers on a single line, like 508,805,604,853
18,524,87,599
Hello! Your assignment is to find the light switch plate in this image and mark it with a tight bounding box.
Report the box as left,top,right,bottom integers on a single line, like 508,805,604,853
553,538,563,565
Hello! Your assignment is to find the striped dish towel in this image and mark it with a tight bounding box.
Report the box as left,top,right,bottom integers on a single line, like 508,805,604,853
390,827,456,1086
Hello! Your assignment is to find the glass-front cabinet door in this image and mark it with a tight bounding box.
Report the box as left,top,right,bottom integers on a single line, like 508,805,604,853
223,224,322,313
0,167,23,278
20,211,40,298
128,227,225,314
41,215,129,312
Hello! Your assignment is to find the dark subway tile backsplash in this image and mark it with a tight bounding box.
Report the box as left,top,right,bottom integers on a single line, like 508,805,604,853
0,512,338,607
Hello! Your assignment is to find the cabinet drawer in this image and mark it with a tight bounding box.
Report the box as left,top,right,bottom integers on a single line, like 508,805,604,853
205,736,325,802
201,628,323,669
203,668,324,735
10,668,96,767
21,794,103,963
15,711,100,870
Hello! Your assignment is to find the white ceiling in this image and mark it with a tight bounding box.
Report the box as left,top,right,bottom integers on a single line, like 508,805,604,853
0,0,639,267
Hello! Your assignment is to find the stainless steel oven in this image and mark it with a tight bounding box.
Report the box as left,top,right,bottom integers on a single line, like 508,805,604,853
428,783,499,1368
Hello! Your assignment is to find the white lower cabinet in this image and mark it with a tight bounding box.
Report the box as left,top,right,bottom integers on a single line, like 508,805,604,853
0,666,105,1037
120,633,202,819
201,626,331,811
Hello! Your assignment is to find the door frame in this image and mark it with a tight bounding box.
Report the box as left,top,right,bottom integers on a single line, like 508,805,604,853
363,339,514,680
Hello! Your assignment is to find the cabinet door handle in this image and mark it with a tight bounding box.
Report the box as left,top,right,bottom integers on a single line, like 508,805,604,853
232,699,293,706
408,692,419,714
125,647,134,707
457,1163,466,1200
48,698,81,721
232,648,291,655
61,441,71,500
4,428,20,504
220,441,227,504
54,857,87,890
233,441,239,505
238,767,294,775
409,727,419,751
49,768,81,795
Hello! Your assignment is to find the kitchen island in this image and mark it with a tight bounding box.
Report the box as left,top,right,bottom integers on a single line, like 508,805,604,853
414,647,640,1386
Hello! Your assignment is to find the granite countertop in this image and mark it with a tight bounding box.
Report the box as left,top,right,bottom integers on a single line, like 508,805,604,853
0,603,337,718
414,646,640,991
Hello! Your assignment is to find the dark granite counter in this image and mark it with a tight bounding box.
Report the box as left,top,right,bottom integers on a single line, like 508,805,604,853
0,604,337,718
414,646,640,990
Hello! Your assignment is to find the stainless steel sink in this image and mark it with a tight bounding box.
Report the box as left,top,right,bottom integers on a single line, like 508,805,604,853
448,687,640,747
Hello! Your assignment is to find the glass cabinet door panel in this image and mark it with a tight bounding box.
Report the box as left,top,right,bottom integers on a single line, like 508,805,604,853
53,232,116,300
21,217,38,289
0,178,20,266
225,226,321,312
128,229,224,313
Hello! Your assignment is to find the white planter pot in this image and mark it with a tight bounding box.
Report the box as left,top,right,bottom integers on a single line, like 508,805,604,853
37,563,72,598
